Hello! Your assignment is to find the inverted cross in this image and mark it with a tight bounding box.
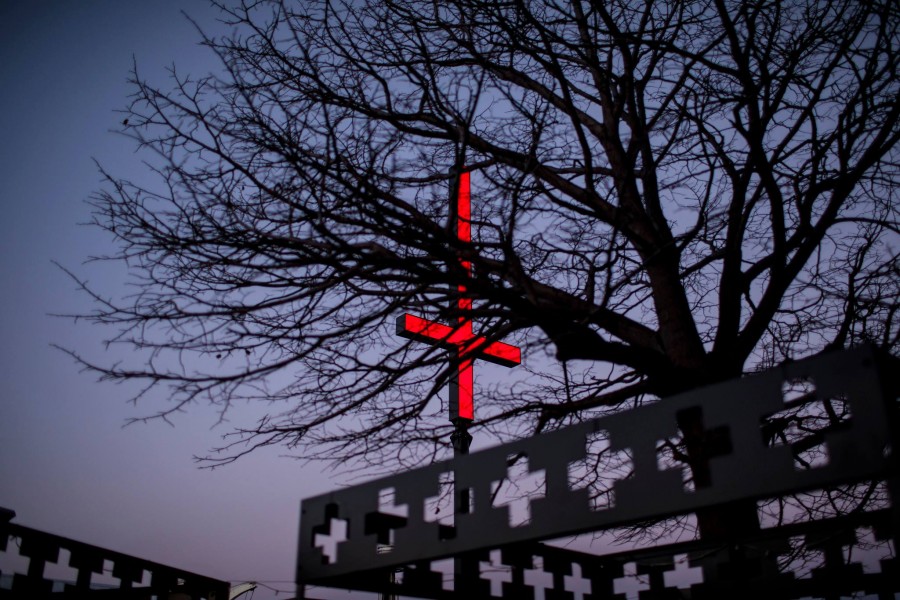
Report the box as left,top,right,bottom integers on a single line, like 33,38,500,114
396,171,521,423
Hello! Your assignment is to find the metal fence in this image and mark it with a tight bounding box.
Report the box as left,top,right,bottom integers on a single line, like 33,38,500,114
0,517,229,599
297,345,899,599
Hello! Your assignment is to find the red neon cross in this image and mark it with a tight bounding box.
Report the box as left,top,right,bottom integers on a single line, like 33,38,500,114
396,171,521,422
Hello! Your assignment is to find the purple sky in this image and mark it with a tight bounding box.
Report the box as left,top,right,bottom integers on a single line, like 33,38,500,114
0,3,348,597
4,4,892,598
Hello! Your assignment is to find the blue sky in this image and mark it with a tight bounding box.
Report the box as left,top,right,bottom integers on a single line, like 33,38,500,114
0,2,347,596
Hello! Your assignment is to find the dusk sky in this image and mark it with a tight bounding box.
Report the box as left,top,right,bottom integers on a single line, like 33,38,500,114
3,3,896,600
0,3,354,597
0,5,554,598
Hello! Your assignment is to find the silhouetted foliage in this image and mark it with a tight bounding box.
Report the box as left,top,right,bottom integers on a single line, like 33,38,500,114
74,0,898,483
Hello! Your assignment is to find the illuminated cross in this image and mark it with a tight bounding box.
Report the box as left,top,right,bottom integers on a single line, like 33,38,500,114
396,171,521,423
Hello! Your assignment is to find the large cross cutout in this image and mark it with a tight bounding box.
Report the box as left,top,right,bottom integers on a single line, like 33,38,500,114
312,505,349,565
492,454,546,527
673,406,732,490
396,171,521,422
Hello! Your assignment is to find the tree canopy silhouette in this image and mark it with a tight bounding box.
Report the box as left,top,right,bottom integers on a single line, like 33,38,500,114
77,0,898,471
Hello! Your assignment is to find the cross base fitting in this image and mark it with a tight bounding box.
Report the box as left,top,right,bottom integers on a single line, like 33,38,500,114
450,419,473,455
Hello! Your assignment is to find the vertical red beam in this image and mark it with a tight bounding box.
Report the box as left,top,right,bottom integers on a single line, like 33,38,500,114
453,171,474,421
457,170,472,292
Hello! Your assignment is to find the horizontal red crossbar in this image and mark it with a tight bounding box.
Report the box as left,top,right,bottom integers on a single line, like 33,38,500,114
396,314,521,367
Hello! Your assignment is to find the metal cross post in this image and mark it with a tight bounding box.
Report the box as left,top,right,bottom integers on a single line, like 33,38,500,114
396,170,522,591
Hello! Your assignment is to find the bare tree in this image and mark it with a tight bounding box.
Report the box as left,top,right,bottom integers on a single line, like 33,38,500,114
74,0,898,529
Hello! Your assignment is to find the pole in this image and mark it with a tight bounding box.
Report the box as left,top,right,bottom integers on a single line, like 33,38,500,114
451,418,474,594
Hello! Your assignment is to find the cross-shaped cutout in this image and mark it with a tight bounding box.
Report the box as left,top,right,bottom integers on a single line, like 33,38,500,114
0,534,32,584
568,430,634,510
41,549,80,593
365,488,409,552
630,559,697,597
90,560,122,589
761,377,847,471
396,171,521,422
523,556,554,600
846,526,895,574
424,472,455,527
479,549,513,597
612,561,650,600
657,407,732,491
662,554,704,590
491,453,546,527
312,504,349,565
770,536,820,580
110,559,151,591
424,472,459,541
564,563,592,600
808,527,865,582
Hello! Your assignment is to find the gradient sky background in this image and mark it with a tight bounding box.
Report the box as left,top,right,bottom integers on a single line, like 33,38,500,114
0,2,364,597
3,3,895,599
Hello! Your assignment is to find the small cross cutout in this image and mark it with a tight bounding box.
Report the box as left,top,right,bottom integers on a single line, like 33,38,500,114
91,560,122,589
479,549,513,597
612,562,650,600
564,563,592,600
523,556,555,600
424,472,455,527
663,554,704,590
658,407,732,491
491,454,546,527
0,534,32,579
